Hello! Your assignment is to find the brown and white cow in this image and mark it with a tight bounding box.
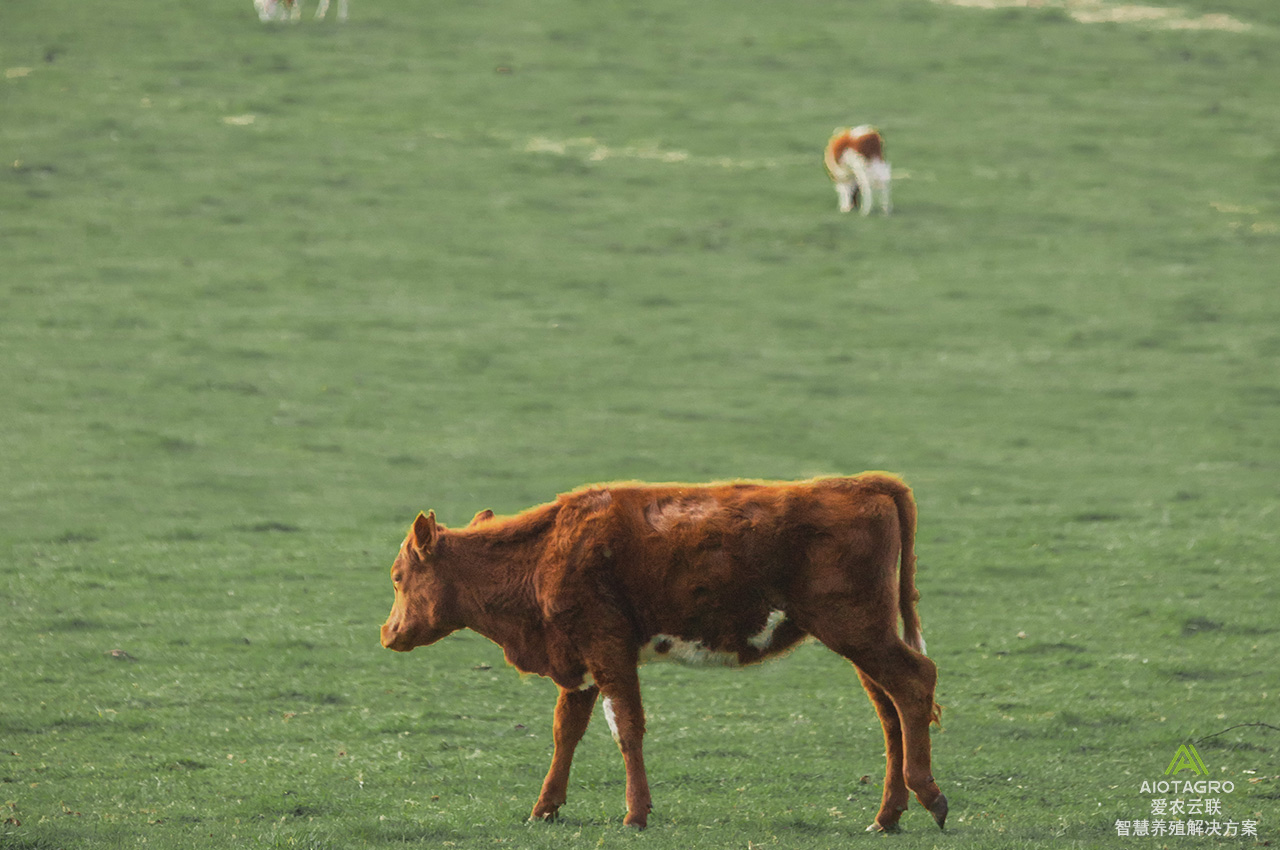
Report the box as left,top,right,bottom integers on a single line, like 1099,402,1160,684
380,473,946,832
824,125,892,215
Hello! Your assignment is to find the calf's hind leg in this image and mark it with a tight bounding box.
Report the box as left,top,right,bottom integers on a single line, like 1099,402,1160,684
856,670,911,831
854,642,946,829
811,624,946,830
531,685,599,822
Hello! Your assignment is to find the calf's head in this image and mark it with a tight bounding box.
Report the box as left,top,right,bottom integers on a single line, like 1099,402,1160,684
380,511,462,652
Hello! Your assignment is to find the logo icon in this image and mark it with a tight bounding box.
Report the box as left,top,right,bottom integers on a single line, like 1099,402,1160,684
1165,743,1208,776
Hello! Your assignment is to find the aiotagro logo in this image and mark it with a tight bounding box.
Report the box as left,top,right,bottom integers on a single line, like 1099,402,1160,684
1114,743,1260,839
1166,743,1209,777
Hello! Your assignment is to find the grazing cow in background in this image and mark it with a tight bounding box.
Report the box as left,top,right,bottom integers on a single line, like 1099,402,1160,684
824,125,892,215
380,473,946,832
254,0,347,22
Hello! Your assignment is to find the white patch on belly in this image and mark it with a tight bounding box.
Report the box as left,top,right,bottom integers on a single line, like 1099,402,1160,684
640,635,740,667
637,610,791,667
602,697,620,742
748,609,787,650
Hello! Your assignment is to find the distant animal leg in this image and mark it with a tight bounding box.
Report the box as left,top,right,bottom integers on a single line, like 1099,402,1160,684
337,0,348,21
872,160,892,215
856,669,910,831
256,0,288,21
315,0,329,17
531,685,599,822
836,180,857,213
851,157,874,217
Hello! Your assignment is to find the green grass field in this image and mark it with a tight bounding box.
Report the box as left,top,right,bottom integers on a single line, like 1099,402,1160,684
2,0,1278,847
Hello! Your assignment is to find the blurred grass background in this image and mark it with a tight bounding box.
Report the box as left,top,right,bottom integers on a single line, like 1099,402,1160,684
2,0,1277,847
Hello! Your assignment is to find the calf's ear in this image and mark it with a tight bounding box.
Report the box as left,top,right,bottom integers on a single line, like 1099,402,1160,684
468,509,495,527
411,510,439,558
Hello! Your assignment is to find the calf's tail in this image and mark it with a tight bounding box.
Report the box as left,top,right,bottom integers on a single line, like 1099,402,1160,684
824,129,848,180
893,480,925,656
858,473,925,654
858,474,942,728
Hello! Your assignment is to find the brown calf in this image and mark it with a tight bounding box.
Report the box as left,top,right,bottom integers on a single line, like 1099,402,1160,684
380,473,946,831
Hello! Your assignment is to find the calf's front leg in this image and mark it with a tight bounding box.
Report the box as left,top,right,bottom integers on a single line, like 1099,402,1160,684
531,685,598,822
595,671,652,828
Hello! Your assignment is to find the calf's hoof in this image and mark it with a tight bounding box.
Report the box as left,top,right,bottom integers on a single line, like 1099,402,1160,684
866,821,901,834
866,804,906,833
529,804,560,823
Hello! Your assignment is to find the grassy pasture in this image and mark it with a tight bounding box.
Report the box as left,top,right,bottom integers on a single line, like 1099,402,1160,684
2,0,1278,847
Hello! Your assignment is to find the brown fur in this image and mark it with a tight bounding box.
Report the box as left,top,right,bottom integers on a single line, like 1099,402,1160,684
380,473,946,831
829,129,884,163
